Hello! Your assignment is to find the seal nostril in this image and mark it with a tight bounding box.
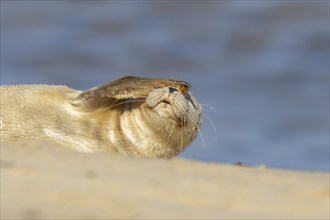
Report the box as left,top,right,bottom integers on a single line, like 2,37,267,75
169,87,178,93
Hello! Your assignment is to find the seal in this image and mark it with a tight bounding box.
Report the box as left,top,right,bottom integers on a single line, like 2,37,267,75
0,76,202,158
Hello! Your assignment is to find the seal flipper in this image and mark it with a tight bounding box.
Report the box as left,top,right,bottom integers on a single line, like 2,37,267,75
71,76,162,108
71,76,191,109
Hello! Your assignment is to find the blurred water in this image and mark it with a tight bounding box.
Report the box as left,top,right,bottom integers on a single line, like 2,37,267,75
1,1,329,171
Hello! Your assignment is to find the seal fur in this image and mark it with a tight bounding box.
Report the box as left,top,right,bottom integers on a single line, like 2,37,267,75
0,76,202,158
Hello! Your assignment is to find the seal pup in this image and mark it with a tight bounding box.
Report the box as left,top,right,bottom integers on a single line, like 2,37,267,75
0,76,202,159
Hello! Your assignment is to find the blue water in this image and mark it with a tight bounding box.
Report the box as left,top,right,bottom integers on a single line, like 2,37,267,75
1,1,329,171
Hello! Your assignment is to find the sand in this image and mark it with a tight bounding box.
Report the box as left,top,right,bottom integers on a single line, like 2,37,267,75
1,140,329,219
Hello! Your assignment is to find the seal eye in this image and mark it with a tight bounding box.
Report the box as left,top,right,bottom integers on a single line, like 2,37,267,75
169,87,178,93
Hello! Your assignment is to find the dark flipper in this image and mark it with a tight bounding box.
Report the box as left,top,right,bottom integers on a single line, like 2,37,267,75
72,76,190,109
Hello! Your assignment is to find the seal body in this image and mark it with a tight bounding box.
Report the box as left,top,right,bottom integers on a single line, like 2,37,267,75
0,76,202,159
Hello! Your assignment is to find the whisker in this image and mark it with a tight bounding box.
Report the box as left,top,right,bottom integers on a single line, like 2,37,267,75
202,113,217,134
198,126,206,151
200,103,217,113
180,119,184,151
189,88,205,94
187,115,206,150
167,123,176,142
170,73,177,79
109,99,146,109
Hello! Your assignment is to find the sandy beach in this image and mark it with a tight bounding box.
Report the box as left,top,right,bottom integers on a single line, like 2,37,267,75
1,140,329,219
